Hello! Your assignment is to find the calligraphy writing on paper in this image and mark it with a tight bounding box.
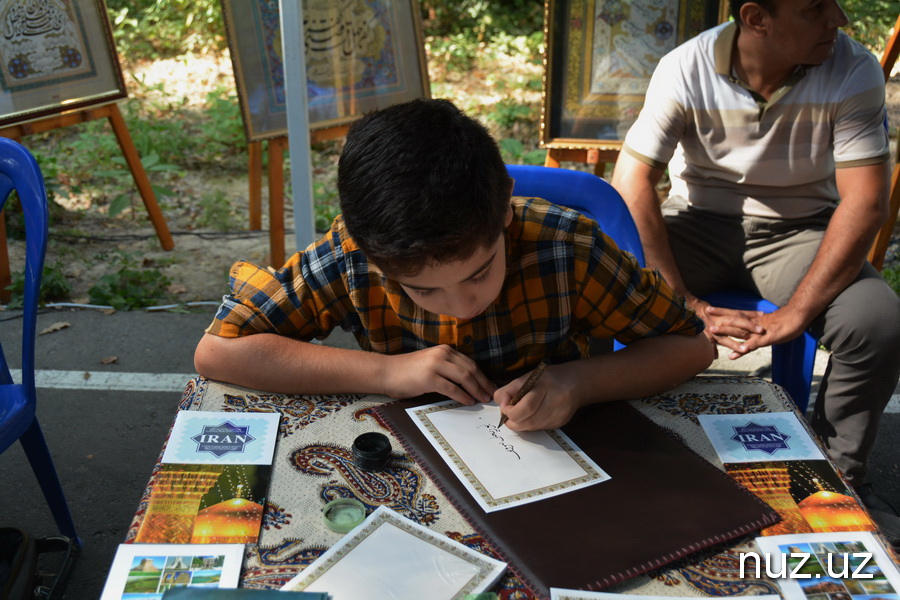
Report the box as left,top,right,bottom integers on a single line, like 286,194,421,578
477,418,521,460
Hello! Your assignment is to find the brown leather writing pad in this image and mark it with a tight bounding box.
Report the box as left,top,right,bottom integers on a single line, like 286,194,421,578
376,396,779,599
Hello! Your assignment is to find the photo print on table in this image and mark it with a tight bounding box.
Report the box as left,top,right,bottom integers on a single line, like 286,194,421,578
753,532,900,600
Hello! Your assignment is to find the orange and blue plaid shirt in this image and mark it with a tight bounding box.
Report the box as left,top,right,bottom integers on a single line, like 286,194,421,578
207,197,703,380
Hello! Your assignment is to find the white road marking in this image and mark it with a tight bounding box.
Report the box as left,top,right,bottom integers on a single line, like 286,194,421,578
9,369,900,412
10,369,194,393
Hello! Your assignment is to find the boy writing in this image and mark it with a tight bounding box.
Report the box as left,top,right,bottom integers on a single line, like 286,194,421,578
194,98,714,430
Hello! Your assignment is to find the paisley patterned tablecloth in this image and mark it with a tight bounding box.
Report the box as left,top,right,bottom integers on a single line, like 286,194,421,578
125,375,832,598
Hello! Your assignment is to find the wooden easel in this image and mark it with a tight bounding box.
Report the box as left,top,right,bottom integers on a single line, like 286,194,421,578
246,124,349,267
544,147,620,178
0,102,174,302
869,13,900,271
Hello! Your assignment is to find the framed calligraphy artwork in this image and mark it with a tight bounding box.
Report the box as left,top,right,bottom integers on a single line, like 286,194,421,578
221,0,430,142
0,0,126,128
541,0,724,151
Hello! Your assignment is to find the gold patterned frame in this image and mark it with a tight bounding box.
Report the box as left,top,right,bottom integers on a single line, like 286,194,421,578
0,0,126,128
540,0,725,152
221,0,430,143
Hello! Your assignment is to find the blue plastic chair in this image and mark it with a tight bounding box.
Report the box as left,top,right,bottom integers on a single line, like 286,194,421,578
507,164,646,352
506,165,645,266
700,291,817,412
507,165,815,411
0,138,82,547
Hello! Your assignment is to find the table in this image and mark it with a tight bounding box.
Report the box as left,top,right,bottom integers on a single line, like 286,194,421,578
123,375,876,598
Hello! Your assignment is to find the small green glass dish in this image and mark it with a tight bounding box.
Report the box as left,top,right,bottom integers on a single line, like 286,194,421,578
322,498,367,533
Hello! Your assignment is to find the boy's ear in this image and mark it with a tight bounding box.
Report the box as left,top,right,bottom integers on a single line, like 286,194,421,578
504,203,514,227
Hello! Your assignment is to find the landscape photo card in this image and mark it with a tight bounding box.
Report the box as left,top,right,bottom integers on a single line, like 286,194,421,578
753,531,900,600
406,400,611,512
282,506,506,599
100,543,244,600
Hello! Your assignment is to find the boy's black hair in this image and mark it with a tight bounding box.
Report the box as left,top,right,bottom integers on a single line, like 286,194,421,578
337,98,511,276
730,0,776,24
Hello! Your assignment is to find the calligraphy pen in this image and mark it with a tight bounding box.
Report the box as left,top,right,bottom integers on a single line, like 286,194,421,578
498,359,549,428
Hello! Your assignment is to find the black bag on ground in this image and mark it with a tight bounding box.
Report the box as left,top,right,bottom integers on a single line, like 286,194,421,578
0,528,78,600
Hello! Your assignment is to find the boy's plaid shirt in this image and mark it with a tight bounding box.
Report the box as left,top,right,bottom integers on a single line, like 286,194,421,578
207,197,703,380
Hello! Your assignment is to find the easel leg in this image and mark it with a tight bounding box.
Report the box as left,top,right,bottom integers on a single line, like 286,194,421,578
543,148,619,178
248,141,262,230
267,137,287,267
0,210,9,303
106,104,175,251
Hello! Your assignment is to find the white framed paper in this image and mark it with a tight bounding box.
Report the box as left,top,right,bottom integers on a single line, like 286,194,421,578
753,531,900,600
281,506,506,599
100,543,244,599
407,400,610,512
162,410,281,465
698,412,825,463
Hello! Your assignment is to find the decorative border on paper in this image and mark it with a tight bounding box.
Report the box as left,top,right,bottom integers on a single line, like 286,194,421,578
413,401,609,510
283,506,505,595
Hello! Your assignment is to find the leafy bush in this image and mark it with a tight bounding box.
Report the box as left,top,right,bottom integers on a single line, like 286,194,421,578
883,265,900,296
842,0,897,54
88,253,172,310
4,261,71,309
106,0,226,61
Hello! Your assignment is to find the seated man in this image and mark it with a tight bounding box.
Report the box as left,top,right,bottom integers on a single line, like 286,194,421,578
612,0,900,544
195,98,714,431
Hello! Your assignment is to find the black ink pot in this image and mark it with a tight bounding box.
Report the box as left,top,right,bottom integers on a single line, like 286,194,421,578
352,432,392,471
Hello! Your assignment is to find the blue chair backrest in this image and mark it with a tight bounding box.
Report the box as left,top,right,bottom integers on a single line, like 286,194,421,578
0,138,50,399
506,164,646,266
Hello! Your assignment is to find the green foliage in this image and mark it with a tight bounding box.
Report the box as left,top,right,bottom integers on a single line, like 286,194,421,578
423,0,544,70
106,0,226,62
421,0,544,40
883,265,900,296
195,87,247,165
498,138,546,165
88,252,172,310
841,0,897,53
94,151,180,217
312,181,341,232
195,190,238,232
4,261,71,309
485,98,537,130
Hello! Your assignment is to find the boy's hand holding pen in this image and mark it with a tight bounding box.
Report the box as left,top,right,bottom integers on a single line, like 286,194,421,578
498,359,549,428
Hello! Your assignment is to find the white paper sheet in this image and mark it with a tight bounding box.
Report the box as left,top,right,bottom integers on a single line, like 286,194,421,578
100,543,244,600
407,400,610,512
281,506,506,599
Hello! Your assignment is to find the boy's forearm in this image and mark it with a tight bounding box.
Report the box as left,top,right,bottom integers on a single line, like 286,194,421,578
563,333,714,408
194,332,390,395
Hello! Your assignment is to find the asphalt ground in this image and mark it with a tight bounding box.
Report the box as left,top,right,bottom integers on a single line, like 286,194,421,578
1,306,898,599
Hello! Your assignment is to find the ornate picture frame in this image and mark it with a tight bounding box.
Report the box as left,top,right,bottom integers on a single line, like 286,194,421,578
221,0,431,142
541,0,725,151
0,0,126,128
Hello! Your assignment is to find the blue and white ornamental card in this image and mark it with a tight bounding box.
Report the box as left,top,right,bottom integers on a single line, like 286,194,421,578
161,410,281,465
698,412,824,463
